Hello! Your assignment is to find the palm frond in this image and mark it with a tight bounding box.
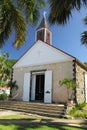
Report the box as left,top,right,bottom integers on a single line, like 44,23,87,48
83,16,87,25
0,0,45,48
0,0,13,47
12,9,26,48
82,0,87,5
81,15,87,46
17,0,45,25
0,0,26,48
59,78,76,89
81,31,87,46
48,0,87,25
48,0,72,25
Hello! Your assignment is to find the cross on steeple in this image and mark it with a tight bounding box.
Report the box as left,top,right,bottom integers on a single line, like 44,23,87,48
43,11,47,18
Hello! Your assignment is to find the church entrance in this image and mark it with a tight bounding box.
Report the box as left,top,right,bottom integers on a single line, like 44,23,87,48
35,74,44,101
27,70,52,103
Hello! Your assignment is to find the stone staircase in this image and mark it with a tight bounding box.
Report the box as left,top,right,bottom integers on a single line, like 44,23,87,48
0,101,66,118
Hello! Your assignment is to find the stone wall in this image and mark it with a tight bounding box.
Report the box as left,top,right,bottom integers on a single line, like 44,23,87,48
76,63,86,104
13,61,74,103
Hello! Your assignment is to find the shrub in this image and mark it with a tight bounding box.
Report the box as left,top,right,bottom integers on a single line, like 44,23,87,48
0,93,8,100
76,102,86,110
69,102,87,118
74,111,87,118
70,102,87,114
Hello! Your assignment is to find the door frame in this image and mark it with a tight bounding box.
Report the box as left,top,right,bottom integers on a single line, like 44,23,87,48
30,70,52,103
35,74,45,101
31,71,45,102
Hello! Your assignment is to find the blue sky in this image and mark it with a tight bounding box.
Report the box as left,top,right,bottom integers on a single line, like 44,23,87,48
1,6,87,63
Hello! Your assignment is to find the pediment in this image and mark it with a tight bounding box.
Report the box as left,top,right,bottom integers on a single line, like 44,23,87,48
13,40,74,68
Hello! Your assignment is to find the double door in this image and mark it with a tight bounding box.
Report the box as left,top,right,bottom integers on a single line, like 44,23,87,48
23,70,52,103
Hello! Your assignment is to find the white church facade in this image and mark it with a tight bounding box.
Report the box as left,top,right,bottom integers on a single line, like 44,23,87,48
13,17,87,104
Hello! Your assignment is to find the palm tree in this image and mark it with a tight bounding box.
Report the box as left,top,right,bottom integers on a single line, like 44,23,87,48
59,78,76,100
48,0,87,25
81,16,87,45
7,80,18,98
0,0,45,48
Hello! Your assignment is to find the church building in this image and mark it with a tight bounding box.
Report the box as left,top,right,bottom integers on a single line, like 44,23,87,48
13,16,87,104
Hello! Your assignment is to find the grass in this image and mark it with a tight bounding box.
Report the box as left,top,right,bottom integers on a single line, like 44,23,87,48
69,102,87,118
0,114,52,120
0,114,37,119
0,114,86,130
0,123,84,130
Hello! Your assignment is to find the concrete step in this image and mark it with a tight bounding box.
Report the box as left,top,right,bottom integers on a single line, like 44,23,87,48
0,105,65,114
0,101,66,118
0,101,65,107
0,107,64,117
0,104,65,112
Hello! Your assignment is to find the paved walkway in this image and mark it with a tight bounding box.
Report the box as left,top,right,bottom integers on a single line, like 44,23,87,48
0,110,87,129
0,110,19,116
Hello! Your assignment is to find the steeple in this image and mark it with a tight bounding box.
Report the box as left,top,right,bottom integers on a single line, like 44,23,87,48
36,12,52,45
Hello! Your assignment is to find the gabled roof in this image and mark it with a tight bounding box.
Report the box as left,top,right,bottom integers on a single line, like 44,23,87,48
13,40,74,68
13,40,87,71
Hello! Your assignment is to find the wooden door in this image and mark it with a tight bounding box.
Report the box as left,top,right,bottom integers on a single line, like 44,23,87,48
44,70,52,103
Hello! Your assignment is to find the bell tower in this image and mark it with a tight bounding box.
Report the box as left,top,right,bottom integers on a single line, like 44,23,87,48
36,12,52,45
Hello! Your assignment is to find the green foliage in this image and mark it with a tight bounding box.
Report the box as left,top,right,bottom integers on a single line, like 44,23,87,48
0,52,16,87
17,0,45,25
6,59,17,68
59,78,77,100
70,102,86,114
0,0,45,48
0,52,11,87
69,102,87,118
81,16,87,46
59,78,76,89
7,80,18,91
74,112,87,118
48,0,87,25
0,116,84,130
0,93,8,100
84,62,87,65
48,0,87,47
76,102,86,110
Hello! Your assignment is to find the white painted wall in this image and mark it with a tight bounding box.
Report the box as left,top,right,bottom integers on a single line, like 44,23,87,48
23,73,30,101
13,41,74,68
